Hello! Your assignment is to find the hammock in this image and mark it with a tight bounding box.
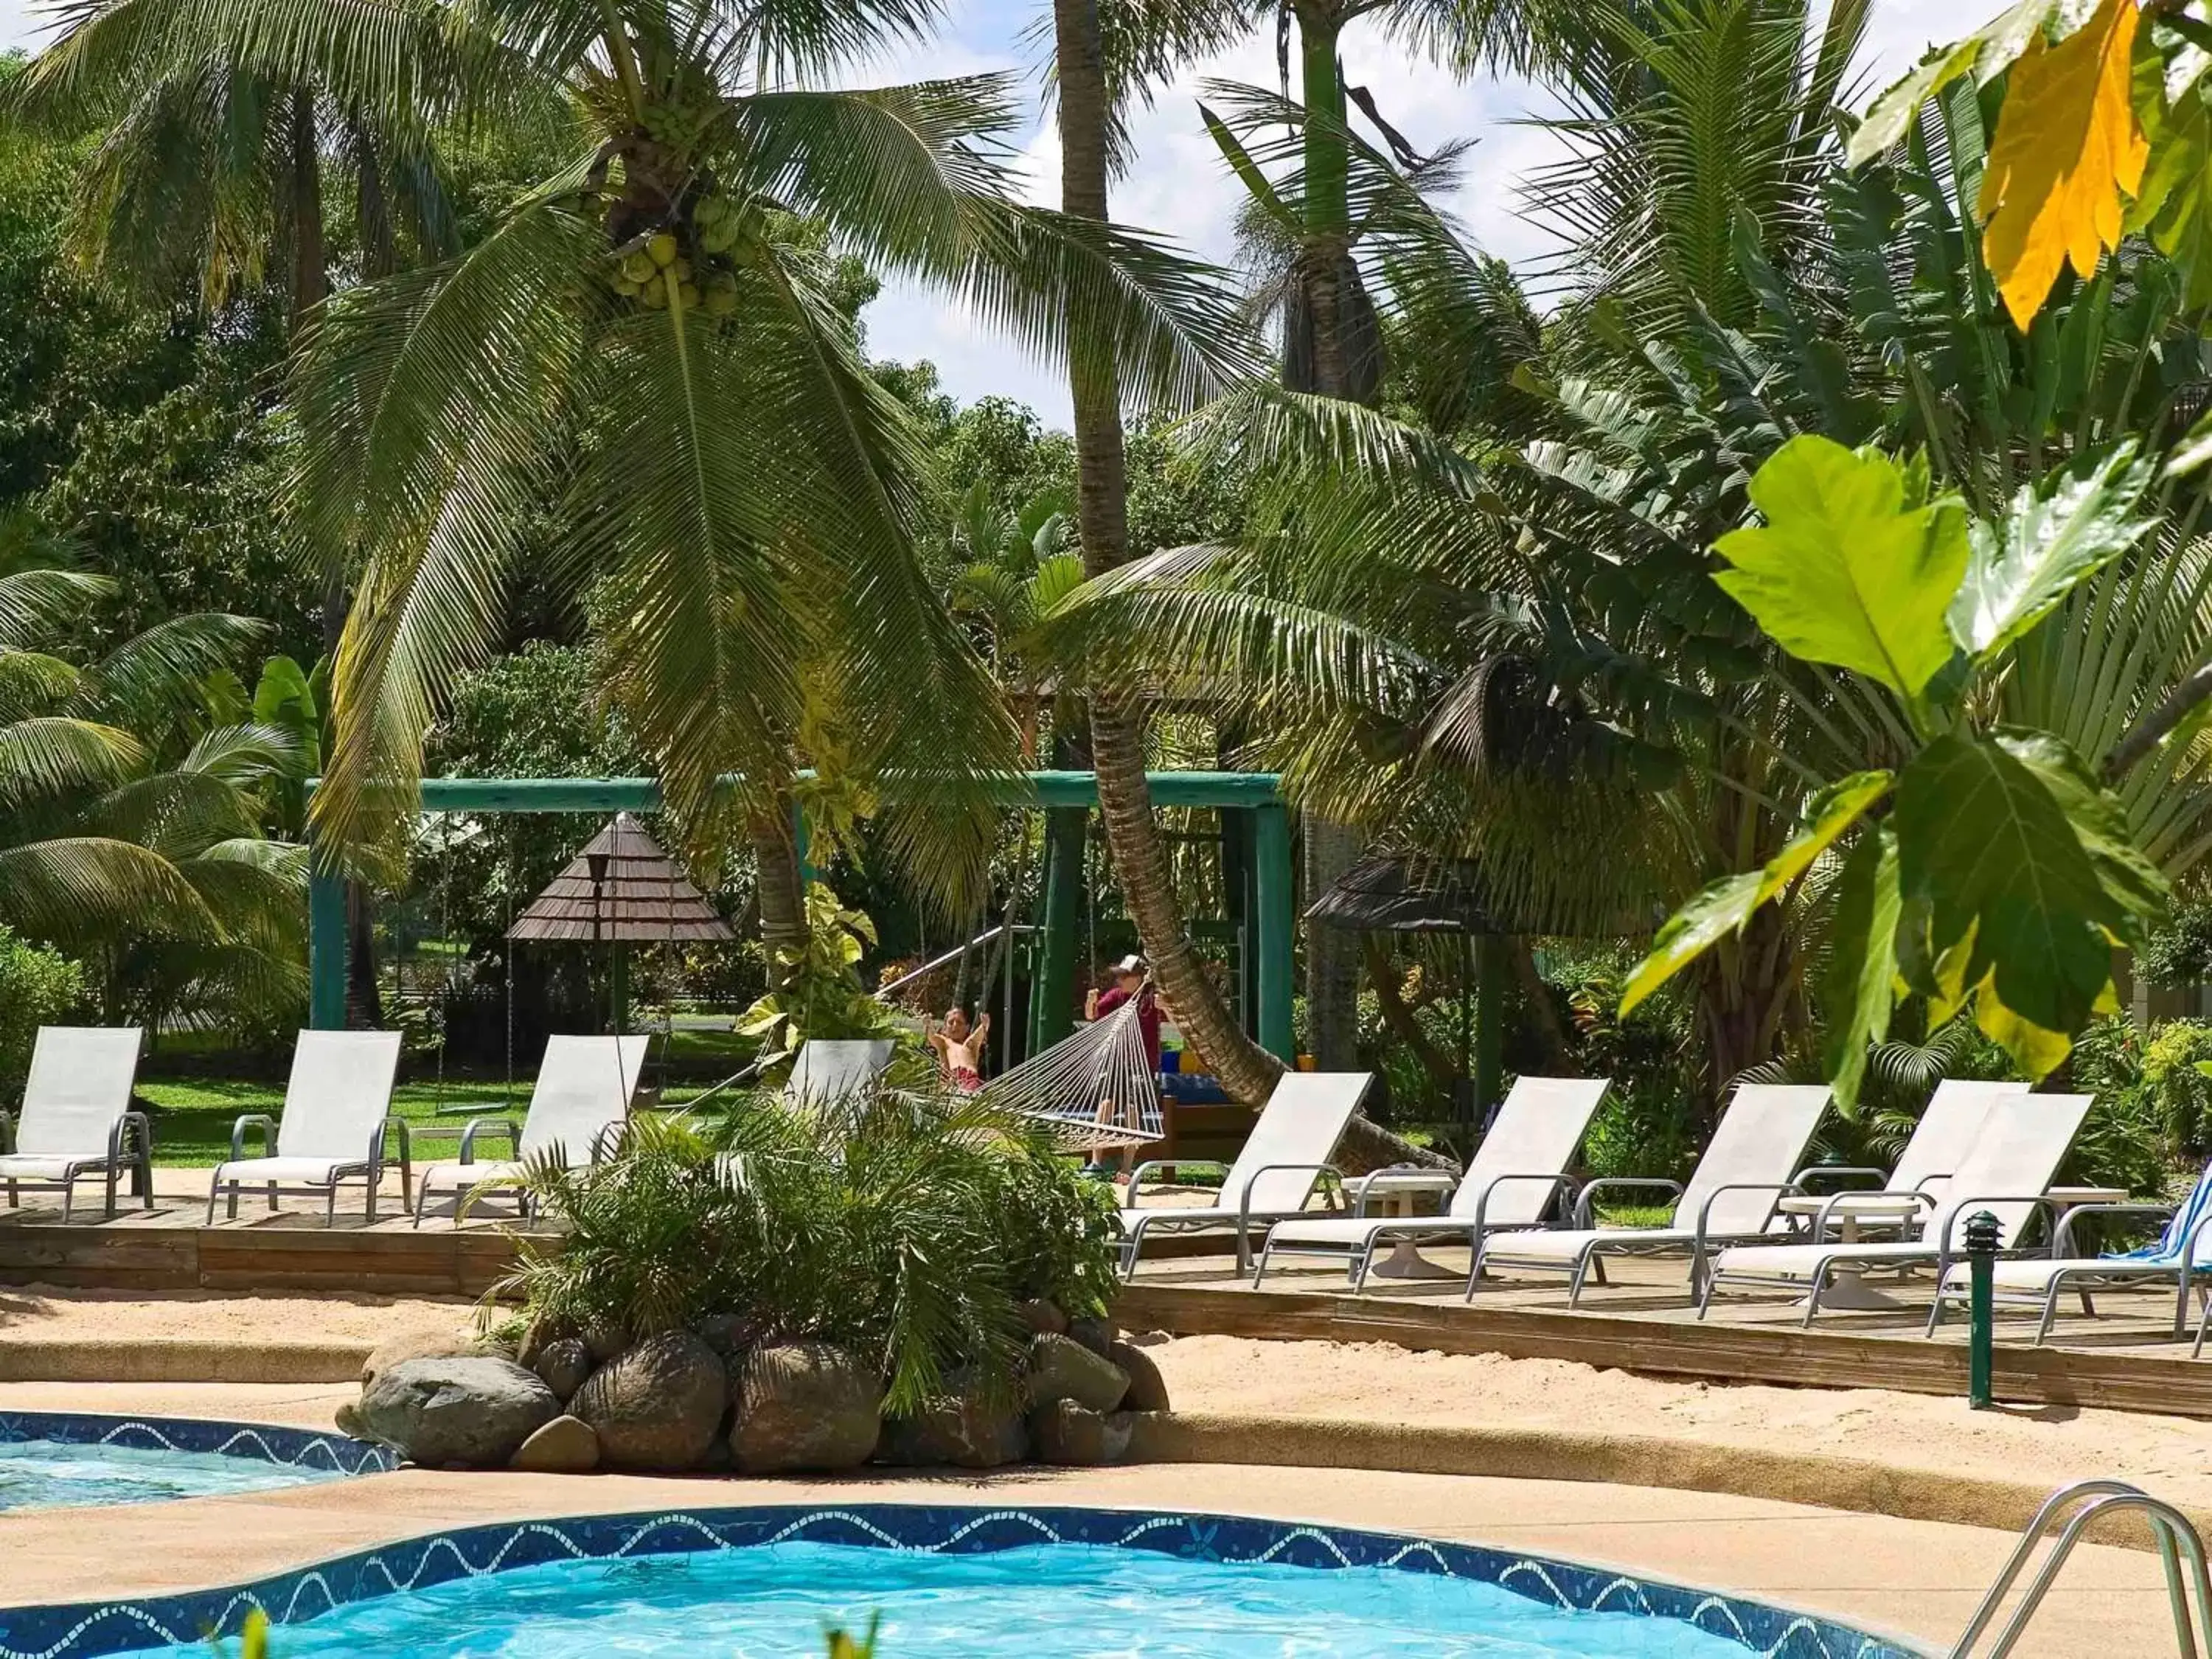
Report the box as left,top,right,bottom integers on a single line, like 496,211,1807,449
980,992,1164,1151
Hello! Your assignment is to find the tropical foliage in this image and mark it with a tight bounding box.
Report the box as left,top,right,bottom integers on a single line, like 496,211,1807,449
501,1085,1119,1410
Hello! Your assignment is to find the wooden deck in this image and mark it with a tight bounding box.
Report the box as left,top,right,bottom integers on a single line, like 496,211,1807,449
1121,1249,2212,1419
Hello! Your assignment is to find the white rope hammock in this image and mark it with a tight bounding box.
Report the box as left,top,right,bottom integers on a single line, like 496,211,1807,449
981,992,1164,1150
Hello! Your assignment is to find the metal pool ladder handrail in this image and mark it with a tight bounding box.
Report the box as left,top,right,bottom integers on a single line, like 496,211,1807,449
1950,1478,2212,1658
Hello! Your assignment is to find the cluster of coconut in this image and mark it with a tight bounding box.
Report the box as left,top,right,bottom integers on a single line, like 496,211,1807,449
339,1299,1168,1476
610,197,741,316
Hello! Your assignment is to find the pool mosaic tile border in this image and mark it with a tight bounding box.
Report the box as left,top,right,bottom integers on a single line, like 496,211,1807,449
0,1412,394,1477
0,1501,1925,1659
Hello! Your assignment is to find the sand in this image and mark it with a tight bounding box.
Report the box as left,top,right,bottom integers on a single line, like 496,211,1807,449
0,1286,472,1345
1141,1333,2212,1508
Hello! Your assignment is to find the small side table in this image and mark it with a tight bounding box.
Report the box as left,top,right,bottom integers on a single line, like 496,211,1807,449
1345,1169,1460,1280
1773,1192,1933,1310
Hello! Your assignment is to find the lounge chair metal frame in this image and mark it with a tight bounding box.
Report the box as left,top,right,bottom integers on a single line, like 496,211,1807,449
207,1114,414,1226
1478,1177,1816,1306
0,1107,153,1221
1926,1203,2212,1347
1253,1169,1582,1292
1700,1192,2064,1326
411,1118,628,1226
1121,1158,1346,1278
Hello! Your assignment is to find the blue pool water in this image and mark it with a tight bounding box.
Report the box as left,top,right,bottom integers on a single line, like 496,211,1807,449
0,1439,351,1511
116,1541,1770,1658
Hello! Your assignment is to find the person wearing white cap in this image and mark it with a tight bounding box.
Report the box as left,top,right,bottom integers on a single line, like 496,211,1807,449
1084,955,1163,1179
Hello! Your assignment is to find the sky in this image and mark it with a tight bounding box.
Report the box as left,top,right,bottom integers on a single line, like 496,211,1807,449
1,0,1960,423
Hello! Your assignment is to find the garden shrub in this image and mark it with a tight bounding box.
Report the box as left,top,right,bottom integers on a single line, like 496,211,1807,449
503,1088,1118,1413
0,928,86,1100
1543,945,1700,1180
2139,1020,2212,1160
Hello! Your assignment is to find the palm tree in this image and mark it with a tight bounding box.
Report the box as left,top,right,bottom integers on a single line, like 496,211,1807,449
0,534,308,1031
1049,0,2212,1100
251,0,1248,964
945,481,1081,758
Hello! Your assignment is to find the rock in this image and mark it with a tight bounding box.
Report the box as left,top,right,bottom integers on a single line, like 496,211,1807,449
584,1322,627,1363
509,1415,600,1472
533,1338,594,1403
729,1343,882,1475
877,1388,1027,1470
1027,1333,1128,1413
1066,1315,1117,1356
356,1357,558,1467
1029,1400,1133,1466
692,1313,756,1357
1106,1341,1169,1412
333,1399,366,1439
360,1326,480,1388
571,1331,727,1470
1018,1298,1068,1336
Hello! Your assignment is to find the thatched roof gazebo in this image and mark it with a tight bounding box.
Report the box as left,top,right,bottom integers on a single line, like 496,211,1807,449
509,813,731,1029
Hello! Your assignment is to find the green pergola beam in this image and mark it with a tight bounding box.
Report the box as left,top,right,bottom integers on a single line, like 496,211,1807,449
307,770,1293,1057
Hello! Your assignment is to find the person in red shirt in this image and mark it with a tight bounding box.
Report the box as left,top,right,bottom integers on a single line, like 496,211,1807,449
1084,955,1163,1177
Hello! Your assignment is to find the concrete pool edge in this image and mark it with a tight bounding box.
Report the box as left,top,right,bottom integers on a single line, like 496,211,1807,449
0,1498,1931,1659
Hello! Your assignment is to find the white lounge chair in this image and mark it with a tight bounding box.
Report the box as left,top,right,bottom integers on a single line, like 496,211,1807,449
1926,1158,2212,1346
205,1031,408,1225
1119,1071,1370,1277
1700,1091,2093,1326
411,1034,647,1225
1474,1082,1832,1305
1252,1075,1610,1290
0,1027,150,1220
788,1039,895,1110
1785,1077,2030,1243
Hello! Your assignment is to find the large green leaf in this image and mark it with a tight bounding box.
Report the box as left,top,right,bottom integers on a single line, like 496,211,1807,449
1846,1,2056,165
1893,728,2124,1048
1713,436,1970,702
1619,870,1763,1015
1753,770,1893,905
1947,443,2156,659
2000,728,2168,922
1821,824,1903,1110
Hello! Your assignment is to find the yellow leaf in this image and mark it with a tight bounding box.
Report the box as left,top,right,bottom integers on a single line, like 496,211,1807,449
1978,0,2149,327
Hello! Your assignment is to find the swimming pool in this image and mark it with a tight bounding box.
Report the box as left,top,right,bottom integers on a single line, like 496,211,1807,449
0,1505,1921,1659
0,1413,391,1512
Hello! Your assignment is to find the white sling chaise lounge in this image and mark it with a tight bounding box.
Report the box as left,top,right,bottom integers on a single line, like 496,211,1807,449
206,1031,408,1225
1251,1075,1610,1290
1474,1082,1832,1304
413,1034,647,1225
1925,1157,2212,1346
1700,1091,2093,1326
788,1039,896,1110
0,1027,150,1220
1119,1071,1370,1277
1781,1077,2030,1245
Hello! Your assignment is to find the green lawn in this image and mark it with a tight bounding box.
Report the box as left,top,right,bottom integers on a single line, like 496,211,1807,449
134,1075,726,1166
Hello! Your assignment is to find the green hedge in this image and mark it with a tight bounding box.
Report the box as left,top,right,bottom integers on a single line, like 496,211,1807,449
0,928,87,1101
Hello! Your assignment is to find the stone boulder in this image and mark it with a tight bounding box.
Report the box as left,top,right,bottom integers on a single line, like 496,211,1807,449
1066,1315,1117,1357
1029,1399,1134,1466
877,1387,1027,1469
728,1343,882,1474
357,1356,558,1467
1018,1298,1068,1336
532,1337,595,1403
571,1331,727,1470
1107,1341,1169,1412
1026,1333,1128,1413
360,1326,481,1389
509,1414,601,1472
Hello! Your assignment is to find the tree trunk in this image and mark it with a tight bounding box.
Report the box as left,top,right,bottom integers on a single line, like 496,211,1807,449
748,800,807,989
1360,936,1458,1095
1051,0,1280,1108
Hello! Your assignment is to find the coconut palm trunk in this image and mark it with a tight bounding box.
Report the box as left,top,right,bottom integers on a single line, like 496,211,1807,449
1050,0,1279,1107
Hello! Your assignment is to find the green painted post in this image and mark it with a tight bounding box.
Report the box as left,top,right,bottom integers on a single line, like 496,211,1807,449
1253,803,1295,1062
792,801,814,886
308,857,347,1029
1966,1209,2000,1408
1474,935,1506,1125
1032,808,1084,1054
